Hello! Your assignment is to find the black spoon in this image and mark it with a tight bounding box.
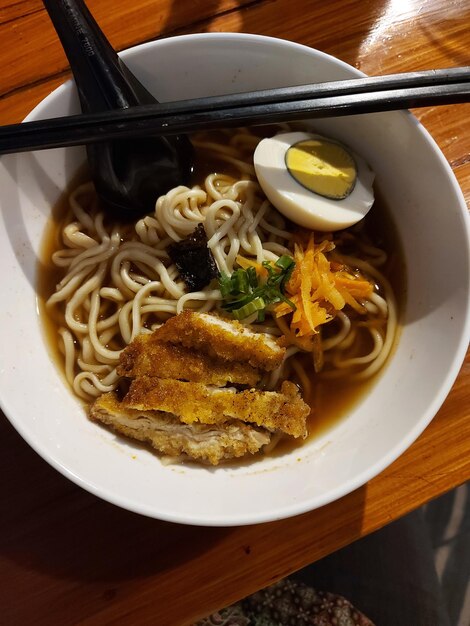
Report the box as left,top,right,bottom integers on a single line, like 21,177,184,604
42,0,193,217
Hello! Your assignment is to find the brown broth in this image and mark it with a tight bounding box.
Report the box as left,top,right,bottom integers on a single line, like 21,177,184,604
301,186,406,444
38,167,89,386
37,143,406,458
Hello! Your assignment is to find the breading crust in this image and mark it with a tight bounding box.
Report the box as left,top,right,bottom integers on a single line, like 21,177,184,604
123,378,309,438
118,334,261,386
153,311,285,370
90,392,270,465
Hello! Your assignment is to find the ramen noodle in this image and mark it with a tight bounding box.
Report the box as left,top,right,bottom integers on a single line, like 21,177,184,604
41,128,399,464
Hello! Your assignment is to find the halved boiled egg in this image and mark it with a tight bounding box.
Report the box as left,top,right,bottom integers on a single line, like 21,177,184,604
253,132,375,231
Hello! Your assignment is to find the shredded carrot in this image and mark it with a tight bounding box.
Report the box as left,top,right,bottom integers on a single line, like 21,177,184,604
236,255,268,279
334,274,373,299
275,233,375,351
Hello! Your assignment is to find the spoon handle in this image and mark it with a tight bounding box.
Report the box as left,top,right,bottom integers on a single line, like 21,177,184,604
42,0,157,111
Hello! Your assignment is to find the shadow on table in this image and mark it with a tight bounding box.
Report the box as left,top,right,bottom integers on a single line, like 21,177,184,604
0,414,234,583
0,411,367,619
417,6,470,66
158,0,389,73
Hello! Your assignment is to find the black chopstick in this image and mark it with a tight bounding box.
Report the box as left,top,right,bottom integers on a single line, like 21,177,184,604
1,67,469,155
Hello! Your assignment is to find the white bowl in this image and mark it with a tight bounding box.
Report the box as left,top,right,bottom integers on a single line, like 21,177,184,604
0,34,469,526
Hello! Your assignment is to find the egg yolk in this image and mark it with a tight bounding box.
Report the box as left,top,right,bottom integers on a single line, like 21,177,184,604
285,138,357,200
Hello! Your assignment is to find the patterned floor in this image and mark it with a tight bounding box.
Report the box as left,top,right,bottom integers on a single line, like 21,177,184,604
424,483,470,626
195,485,470,625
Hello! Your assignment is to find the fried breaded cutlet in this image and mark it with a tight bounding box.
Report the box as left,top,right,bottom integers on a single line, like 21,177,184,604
152,311,285,370
118,335,261,386
90,392,271,465
90,312,310,465
122,378,309,438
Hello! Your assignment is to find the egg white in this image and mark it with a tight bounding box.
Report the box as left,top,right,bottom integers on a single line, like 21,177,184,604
253,131,375,231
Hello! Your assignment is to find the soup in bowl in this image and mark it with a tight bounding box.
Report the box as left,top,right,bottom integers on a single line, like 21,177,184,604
0,33,468,525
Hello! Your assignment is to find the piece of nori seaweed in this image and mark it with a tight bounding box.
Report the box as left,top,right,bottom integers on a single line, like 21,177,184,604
168,223,219,292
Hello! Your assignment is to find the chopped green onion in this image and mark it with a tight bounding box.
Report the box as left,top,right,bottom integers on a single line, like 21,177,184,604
231,297,266,320
278,293,297,310
275,255,295,271
232,268,250,294
281,262,295,291
223,294,254,311
218,273,232,298
247,266,258,288
218,255,296,322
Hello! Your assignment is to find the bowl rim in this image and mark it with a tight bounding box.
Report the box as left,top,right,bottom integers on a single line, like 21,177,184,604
2,32,470,526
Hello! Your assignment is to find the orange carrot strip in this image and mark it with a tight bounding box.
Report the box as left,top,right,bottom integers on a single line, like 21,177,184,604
275,233,375,350
236,255,268,278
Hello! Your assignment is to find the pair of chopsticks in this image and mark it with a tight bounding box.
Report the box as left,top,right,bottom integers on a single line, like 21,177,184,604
1,67,469,155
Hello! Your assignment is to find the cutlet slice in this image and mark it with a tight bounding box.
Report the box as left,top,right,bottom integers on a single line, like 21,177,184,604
118,334,261,386
123,378,309,438
90,392,271,465
153,311,285,371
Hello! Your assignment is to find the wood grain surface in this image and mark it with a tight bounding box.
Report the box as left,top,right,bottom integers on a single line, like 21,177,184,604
0,1,469,624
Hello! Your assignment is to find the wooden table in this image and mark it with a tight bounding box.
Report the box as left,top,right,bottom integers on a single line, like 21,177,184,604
1,1,469,624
